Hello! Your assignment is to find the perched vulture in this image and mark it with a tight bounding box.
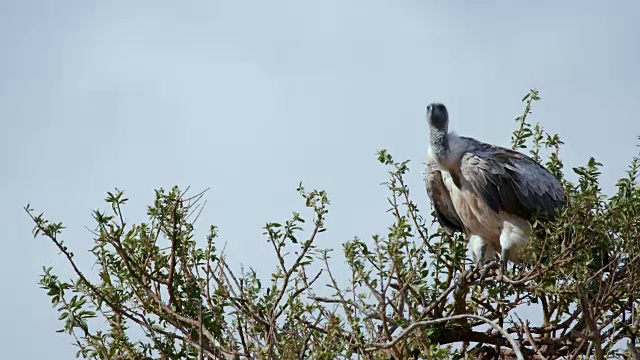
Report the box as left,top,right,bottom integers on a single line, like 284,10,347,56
425,103,566,267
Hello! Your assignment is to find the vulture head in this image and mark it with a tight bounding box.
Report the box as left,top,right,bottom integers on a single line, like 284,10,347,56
426,103,449,131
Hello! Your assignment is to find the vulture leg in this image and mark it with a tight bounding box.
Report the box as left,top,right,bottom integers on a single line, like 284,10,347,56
454,270,470,293
469,237,486,284
498,221,529,274
469,235,496,266
501,248,511,274
479,260,501,284
469,235,499,285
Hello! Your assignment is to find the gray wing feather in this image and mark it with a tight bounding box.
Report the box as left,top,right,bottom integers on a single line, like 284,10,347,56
426,165,464,235
459,137,566,220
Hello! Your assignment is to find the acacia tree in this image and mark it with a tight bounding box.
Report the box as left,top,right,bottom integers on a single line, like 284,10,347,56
28,90,640,359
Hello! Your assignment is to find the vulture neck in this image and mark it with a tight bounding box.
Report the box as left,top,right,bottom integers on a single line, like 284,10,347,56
429,126,450,163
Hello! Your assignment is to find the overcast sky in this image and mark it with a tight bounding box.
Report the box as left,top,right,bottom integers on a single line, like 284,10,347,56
2,1,639,358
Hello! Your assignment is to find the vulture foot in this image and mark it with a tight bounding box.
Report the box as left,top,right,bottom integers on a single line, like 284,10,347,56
476,260,499,285
454,269,473,293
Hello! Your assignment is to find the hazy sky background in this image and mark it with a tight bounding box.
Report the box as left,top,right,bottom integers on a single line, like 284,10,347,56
2,1,639,358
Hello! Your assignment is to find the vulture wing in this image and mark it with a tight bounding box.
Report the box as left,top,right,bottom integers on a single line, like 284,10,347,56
426,164,465,235
458,137,566,220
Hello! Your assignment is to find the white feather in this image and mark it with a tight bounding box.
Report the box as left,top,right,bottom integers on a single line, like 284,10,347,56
469,235,497,264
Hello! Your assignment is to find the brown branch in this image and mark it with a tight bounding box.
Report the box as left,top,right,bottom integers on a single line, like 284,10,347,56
366,314,525,360
420,264,482,318
579,290,604,360
628,340,640,360
523,320,547,360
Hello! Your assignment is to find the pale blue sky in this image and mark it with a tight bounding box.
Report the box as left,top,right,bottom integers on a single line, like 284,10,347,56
2,1,639,358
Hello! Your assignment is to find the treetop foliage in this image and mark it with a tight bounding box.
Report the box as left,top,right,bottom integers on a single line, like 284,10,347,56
28,90,640,359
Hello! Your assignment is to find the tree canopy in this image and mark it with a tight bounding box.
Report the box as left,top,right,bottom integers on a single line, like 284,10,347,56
28,90,640,359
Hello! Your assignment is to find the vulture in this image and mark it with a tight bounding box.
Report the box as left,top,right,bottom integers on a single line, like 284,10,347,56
425,103,566,268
